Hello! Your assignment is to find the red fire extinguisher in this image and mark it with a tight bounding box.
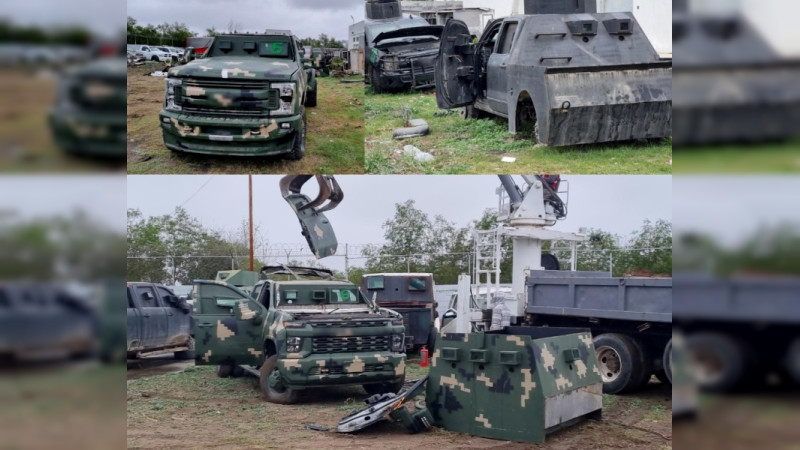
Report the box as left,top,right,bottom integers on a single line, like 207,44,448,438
420,345,429,368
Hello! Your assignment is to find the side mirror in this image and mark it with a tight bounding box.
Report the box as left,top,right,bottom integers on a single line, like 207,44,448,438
184,47,195,62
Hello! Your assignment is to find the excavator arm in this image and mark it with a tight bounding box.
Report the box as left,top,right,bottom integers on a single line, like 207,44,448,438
279,175,344,259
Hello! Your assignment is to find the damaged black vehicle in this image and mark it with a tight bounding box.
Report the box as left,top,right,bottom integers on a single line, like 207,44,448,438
365,0,443,93
435,0,672,147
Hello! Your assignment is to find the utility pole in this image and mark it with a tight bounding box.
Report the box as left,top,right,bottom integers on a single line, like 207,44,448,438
249,174,254,271
344,243,350,280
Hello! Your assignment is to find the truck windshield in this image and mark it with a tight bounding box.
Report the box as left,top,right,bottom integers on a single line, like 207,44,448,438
207,36,294,58
278,287,365,306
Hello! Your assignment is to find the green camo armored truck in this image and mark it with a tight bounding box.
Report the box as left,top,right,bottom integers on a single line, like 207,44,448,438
160,31,317,159
191,266,406,404
49,52,127,156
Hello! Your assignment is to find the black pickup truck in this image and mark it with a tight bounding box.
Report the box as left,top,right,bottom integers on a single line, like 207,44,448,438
126,282,194,360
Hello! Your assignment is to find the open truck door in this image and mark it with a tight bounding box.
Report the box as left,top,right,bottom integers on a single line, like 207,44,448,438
192,280,265,367
435,19,478,109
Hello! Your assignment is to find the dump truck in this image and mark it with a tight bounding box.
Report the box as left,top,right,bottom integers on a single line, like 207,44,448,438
524,270,672,394
126,282,194,360
361,273,437,352
49,45,126,157
435,0,672,146
160,31,317,159
364,0,443,93
191,266,407,404
673,273,800,391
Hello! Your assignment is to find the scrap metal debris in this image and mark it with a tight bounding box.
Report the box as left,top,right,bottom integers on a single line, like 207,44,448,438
401,145,434,162
337,375,430,433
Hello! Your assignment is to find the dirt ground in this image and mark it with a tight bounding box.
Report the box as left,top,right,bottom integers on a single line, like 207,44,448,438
0,69,125,172
126,64,365,174
127,359,672,449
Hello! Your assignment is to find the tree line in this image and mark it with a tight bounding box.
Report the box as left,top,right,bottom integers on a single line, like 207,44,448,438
127,17,344,49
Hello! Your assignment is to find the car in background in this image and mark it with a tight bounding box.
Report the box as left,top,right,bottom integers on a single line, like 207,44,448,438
127,44,171,62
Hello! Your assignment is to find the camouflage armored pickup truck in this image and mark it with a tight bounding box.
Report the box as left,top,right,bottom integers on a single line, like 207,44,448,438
160,31,317,159
192,266,406,404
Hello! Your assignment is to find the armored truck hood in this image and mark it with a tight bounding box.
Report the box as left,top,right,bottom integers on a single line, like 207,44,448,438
68,56,127,79
373,26,443,48
168,56,299,81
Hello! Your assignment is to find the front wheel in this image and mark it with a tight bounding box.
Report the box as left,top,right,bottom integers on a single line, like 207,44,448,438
305,83,318,107
285,107,306,161
370,68,384,94
259,355,298,404
174,337,195,360
363,375,405,396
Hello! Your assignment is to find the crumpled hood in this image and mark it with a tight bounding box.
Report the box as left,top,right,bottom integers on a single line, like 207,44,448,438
373,26,443,48
168,56,299,81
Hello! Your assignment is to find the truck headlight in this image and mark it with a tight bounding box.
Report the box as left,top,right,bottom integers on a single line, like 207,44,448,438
271,82,295,116
391,334,404,352
286,337,303,353
164,78,182,111
382,56,400,72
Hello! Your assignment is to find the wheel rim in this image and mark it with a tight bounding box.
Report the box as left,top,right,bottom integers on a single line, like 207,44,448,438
690,348,724,386
267,367,287,393
596,345,623,382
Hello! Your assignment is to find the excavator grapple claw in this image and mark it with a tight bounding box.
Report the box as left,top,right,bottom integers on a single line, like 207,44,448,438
279,175,343,259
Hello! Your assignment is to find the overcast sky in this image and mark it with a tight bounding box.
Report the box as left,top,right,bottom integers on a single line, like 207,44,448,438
127,0,364,42
0,175,126,232
3,0,125,37
127,175,671,269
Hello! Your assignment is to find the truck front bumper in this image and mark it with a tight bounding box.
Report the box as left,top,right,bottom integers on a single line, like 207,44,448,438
159,109,302,157
49,108,126,157
279,352,406,389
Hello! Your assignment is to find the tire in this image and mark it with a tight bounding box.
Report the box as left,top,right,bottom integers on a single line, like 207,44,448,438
661,338,673,385
460,105,484,120
259,355,298,404
515,99,538,139
686,332,747,392
593,333,649,394
174,336,195,360
285,107,306,161
363,375,405,395
216,363,233,378
785,338,800,384
426,325,437,353
370,68,384,94
305,83,318,107
151,56,159,62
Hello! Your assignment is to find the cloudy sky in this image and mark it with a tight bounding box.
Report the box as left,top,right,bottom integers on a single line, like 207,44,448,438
128,0,364,42
3,0,126,36
0,175,126,232
127,175,671,269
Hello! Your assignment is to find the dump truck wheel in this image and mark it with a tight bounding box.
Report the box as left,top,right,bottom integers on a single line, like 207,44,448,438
174,337,195,360
259,355,298,404
305,83,318,107
286,108,306,161
660,338,673,385
686,333,747,392
593,333,648,394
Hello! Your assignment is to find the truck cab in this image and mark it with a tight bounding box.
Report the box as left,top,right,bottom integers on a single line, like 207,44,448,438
192,266,407,404
126,282,194,360
361,273,436,352
364,0,443,93
160,32,317,159
435,13,672,146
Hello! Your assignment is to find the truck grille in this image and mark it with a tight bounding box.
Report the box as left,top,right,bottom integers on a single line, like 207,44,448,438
309,364,387,375
310,319,389,328
180,78,279,116
312,336,391,353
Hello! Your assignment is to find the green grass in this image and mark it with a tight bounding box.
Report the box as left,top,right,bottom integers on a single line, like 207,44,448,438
365,89,672,174
673,140,800,173
126,74,365,174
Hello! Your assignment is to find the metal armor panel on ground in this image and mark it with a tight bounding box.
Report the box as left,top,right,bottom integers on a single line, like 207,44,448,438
426,327,603,443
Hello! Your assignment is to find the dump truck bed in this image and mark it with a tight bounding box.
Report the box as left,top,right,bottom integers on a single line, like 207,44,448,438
525,270,671,323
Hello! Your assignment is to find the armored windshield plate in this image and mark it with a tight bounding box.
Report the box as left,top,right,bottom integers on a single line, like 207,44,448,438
336,376,429,433
284,193,338,258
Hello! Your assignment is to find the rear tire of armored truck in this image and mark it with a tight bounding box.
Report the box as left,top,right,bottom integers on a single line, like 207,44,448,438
285,108,306,161
174,337,195,360
259,355,298,404
305,84,317,108
515,98,539,143
593,333,649,394
460,105,484,120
